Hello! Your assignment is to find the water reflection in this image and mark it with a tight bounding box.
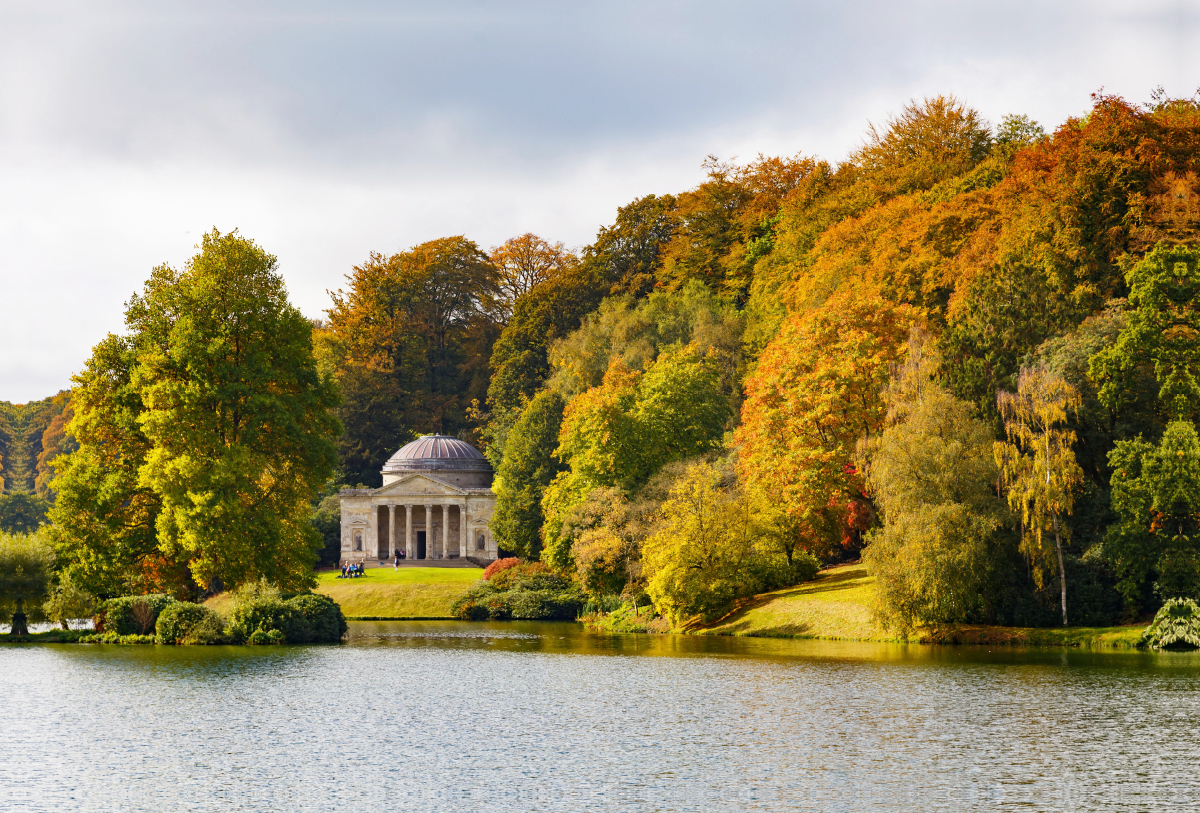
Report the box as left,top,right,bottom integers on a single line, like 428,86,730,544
2,620,1199,812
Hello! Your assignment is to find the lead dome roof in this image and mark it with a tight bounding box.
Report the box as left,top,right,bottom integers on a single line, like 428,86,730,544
381,434,492,473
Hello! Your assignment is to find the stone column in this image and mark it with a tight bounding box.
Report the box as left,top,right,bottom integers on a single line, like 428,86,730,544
387,504,396,559
459,502,467,558
439,504,448,558
425,503,434,559
404,504,412,560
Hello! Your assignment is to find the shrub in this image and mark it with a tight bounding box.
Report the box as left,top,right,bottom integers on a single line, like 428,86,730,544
228,595,301,644
1141,599,1200,650
155,602,227,645
226,580,347,644
78,632,156,644
284,593,347,643
483,557,521,581
452,568,585,621
97,594,176,635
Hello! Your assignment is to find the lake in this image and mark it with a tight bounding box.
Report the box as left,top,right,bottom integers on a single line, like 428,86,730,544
2,620,1199,812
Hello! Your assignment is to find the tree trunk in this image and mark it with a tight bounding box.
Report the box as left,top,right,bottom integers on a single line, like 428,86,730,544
1052,512,1068,626
10,611,29,636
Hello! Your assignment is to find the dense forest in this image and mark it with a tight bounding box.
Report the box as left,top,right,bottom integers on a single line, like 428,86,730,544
12,91,1200,631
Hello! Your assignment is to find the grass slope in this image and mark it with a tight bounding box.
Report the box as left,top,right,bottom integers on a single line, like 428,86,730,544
697,562,1147,648
314,566,483,619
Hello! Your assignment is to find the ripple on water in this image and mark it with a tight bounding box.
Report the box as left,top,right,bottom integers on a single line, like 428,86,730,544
1,621,1199,812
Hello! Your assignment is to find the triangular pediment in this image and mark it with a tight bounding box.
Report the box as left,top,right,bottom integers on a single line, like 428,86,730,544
375,472,469,497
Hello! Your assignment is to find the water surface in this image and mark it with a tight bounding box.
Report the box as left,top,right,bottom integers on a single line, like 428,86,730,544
2,620,1198,812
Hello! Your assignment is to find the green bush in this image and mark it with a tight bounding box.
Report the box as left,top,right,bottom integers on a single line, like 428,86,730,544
155,602,227,644
285,593,347,643
226,581,347,644
228,595,302,644
452,569,585,621
97,594,177,635
1141,598,1200,650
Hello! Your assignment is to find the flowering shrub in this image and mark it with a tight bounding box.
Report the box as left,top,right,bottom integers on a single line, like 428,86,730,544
482,557,521,580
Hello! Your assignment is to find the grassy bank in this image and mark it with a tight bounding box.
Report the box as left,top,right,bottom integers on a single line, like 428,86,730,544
312,566,483,619
695,562,1146,648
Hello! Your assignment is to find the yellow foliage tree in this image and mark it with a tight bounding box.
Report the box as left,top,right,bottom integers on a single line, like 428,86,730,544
995,367,1085,625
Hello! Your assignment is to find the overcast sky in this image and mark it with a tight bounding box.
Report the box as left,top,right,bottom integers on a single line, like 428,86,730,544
1,0,1197,402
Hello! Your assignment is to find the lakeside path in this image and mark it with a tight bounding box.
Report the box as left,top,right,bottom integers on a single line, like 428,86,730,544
695,562,1147,648
313,566,483,619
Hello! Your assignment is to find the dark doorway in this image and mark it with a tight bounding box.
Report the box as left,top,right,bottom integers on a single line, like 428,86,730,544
417,531,427,560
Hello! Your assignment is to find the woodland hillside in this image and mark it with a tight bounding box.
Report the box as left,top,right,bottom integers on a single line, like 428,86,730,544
16,92,1200,631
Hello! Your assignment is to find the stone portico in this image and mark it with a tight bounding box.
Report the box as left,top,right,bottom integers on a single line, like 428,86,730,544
339,435,498,563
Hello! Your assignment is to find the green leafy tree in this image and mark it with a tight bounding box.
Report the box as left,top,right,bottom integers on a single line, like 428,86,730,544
491,390,566,560
1106,421,1200,605
864,336,1011,632
43,571,96,630
0,530,55,635
995,367,1085,625
47,333,165,597
1091,243,1200,424
52,230,340,595
541,346,728,569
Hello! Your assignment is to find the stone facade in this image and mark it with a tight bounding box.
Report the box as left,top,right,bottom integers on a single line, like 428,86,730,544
338,436,498,563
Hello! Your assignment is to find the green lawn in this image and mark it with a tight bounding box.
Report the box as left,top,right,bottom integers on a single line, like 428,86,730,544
314,566,484,618
697,562,1148,648
315,566,483,585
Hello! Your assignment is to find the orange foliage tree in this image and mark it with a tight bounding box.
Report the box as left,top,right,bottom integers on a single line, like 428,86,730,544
736,290,919,557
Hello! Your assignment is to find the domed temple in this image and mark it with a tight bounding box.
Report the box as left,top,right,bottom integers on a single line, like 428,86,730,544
338,435,498,564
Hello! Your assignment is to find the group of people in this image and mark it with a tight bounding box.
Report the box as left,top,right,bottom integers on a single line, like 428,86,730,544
393,549,406,569
338,562,366,578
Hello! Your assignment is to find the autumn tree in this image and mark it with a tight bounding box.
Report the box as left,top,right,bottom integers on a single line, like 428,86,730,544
325,236,500,484
489,234,578,323
490,389,566,560
995,367,1085,625
736,289,918,558
51,230,340,595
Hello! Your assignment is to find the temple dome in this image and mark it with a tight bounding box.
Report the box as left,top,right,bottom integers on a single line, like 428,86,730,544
382,434,492,474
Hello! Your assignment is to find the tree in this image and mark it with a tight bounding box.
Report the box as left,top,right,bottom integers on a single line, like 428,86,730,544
546,280,744,408
0,493,49,533
0,530,55,635
489,234,578,323
863,335,1011,632
850,95,993,198
995,367,1085,625
641,460,766,626
51,230,341,595
1106,421,1200,605
46,332,165,597
43,571,96,630
541,345,728,568
736,289,918,557
491,389,566,560
325,236,500,484
1091,244,1200,425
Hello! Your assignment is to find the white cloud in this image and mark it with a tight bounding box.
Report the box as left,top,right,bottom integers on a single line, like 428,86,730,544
0,0,1196,401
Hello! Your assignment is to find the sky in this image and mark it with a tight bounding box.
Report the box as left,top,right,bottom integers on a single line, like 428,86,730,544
1,0,1198,403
